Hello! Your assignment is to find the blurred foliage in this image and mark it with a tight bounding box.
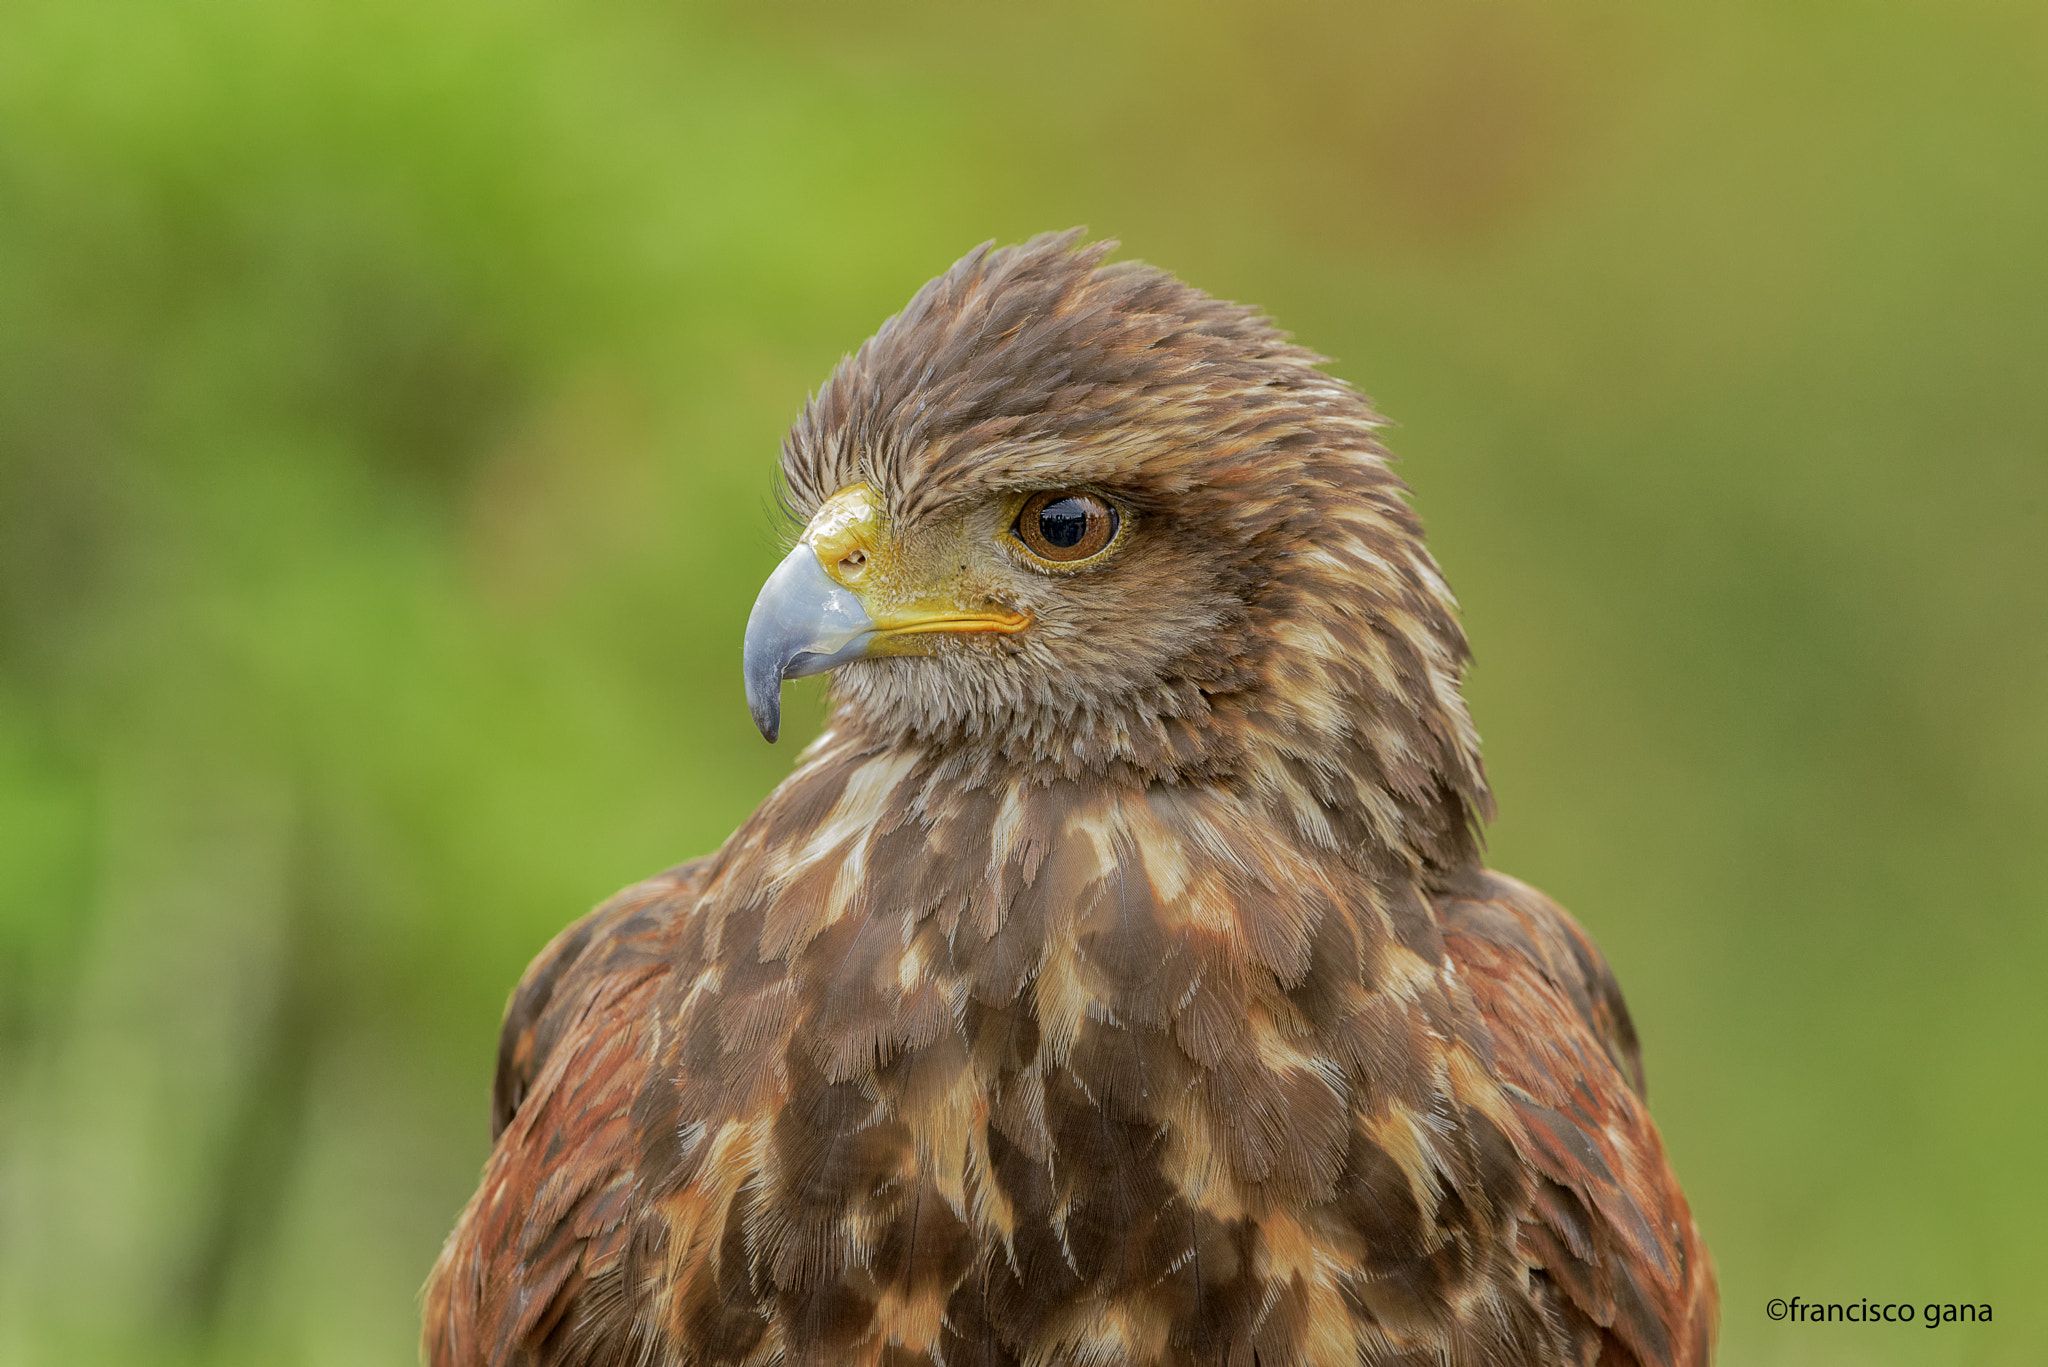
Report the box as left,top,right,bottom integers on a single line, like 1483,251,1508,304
0,0,2043,1363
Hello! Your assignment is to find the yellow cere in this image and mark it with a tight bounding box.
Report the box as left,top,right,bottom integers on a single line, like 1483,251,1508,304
802,483,1029,645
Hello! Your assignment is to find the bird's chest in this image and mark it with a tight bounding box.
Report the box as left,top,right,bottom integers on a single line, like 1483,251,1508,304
635,776,1523,1363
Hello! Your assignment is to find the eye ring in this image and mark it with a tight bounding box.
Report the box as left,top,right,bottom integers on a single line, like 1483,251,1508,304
1015,490,1120,563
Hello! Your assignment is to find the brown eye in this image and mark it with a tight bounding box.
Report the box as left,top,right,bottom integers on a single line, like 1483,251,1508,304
1015,490,1119,563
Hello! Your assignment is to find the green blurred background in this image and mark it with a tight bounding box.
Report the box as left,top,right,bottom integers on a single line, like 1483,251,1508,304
2,0,2042,1363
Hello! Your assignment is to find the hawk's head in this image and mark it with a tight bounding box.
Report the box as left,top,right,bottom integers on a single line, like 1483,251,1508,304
745,232,1490,867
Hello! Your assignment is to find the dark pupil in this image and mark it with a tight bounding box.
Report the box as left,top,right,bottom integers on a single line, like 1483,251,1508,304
1038,498,1090,548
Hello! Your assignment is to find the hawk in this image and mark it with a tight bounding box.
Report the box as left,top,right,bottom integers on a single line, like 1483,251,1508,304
424,232,1717,1366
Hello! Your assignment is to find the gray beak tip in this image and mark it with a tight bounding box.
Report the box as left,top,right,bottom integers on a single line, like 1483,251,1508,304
743,634,787,744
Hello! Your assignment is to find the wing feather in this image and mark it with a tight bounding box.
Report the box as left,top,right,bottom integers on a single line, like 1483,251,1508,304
424,860,710,1367
1439,871,1717,1367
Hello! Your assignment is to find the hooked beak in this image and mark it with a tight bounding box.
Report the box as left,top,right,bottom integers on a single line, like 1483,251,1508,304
741,483,1029,742
742,543,875,742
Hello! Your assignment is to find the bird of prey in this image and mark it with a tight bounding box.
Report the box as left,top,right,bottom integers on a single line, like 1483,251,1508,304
424,232,1717,1366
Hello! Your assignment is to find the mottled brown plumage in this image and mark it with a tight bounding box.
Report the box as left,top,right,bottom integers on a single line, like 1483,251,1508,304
424,232,1716,1365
